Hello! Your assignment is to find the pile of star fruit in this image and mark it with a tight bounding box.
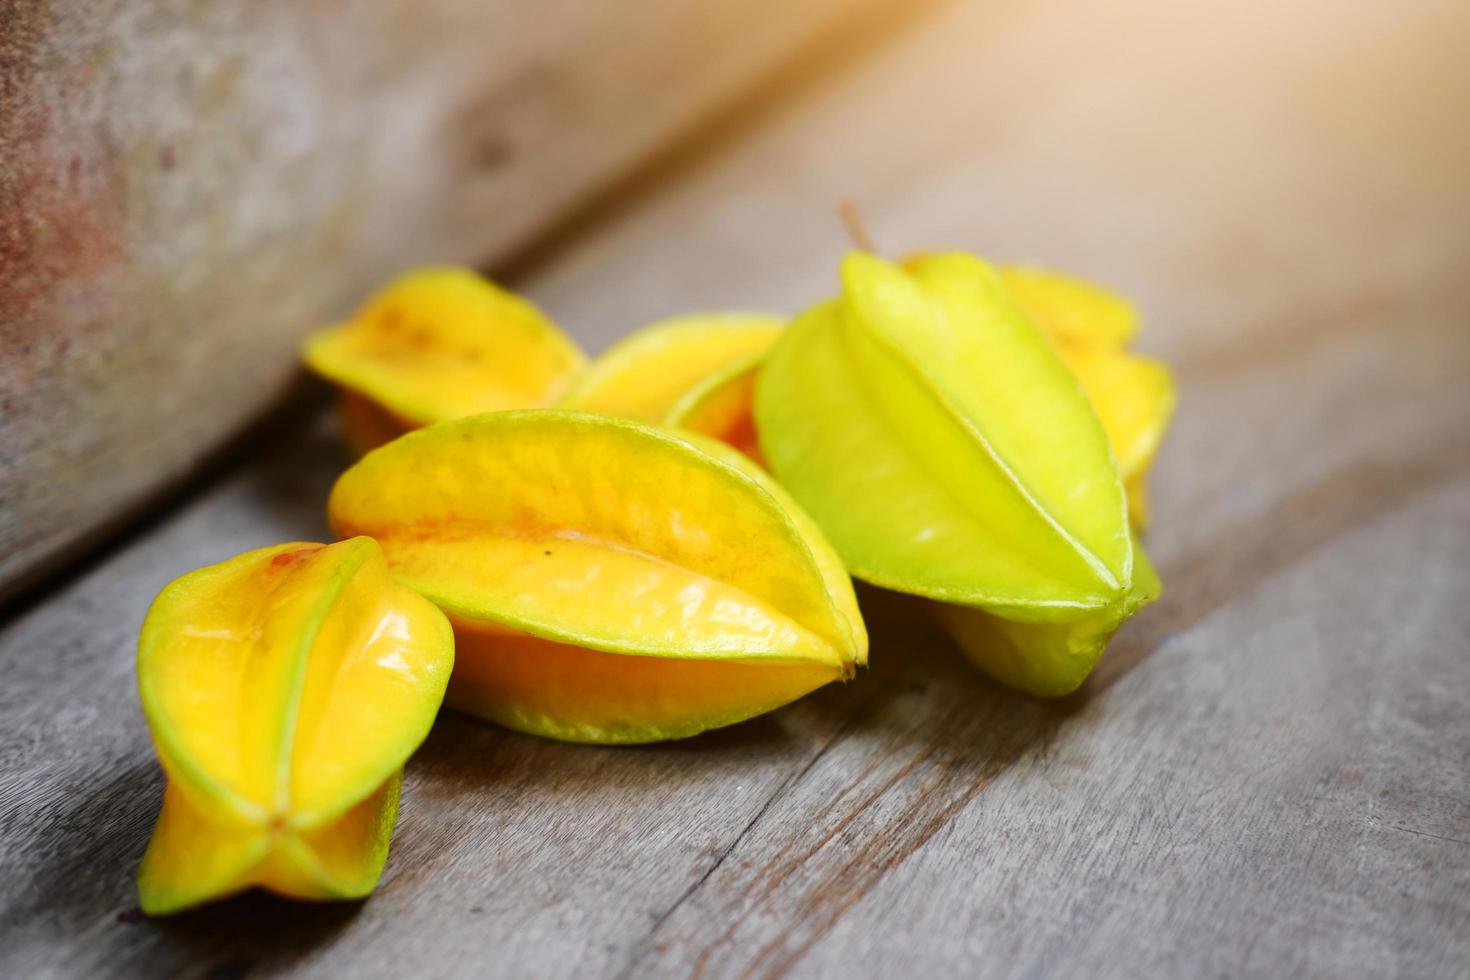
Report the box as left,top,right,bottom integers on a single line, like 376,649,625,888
134,251,1175,914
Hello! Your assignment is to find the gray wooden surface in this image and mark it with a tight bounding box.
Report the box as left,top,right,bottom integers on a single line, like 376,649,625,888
3,0,1469,976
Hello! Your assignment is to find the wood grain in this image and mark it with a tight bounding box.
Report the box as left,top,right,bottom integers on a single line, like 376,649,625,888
2,0,1468,976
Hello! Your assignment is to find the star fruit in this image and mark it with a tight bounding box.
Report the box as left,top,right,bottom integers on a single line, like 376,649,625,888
327,410,866,743
999,265,1176,527
754,251,1160,697
998,265,1139,349
559,313,782,422
664,351,768,464
302,267,587,453
651,274,1178,486
136,538,454,914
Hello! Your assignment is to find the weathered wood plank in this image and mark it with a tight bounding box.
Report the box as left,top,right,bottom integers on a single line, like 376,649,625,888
2,0,1468,976
0,0,909,603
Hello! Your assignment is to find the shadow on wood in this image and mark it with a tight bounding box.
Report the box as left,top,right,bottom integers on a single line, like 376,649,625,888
7,754,360,975
615,583,1090,976
149,895,363,977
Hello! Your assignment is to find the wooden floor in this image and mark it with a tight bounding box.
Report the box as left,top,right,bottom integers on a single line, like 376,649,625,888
3,0,1469,976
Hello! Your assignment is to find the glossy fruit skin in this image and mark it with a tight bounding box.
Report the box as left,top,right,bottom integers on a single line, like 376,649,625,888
444,617,843,743
328,410,865,744
938,538,1160,696
136,538,453,914
560,313,781,422
999,264,1139,350
303,267,586,451
933,259,1176,527
1018,281,1177,528
664,352,767,465
758,253,1132,612
755,252,1160,696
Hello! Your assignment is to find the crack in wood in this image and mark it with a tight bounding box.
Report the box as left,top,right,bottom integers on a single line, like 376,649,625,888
611,431,1470,979
615,709,866,980
1389,825,1470,847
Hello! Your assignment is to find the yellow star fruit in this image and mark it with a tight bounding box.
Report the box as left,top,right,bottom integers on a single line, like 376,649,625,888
328,410,866,743
999,264,1138,349
998,266,1176,527
302,267,587,452
663,351,768,465
136,538,454,914
755,252,1159,697
1052,345,1176,528
559,313,782,422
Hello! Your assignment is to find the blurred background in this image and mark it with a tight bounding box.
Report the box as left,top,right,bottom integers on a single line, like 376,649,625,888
4,0,1467,604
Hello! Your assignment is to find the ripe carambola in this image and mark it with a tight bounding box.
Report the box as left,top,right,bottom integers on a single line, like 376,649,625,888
755,252,1161,696
136,538,454,914
328,410,866,743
